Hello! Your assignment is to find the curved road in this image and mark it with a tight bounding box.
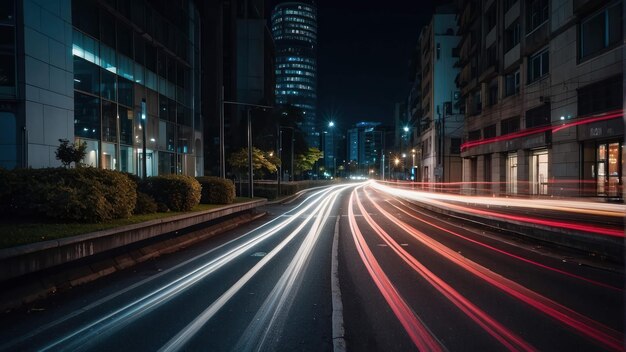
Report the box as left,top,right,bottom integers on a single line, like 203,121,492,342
0,182,622,351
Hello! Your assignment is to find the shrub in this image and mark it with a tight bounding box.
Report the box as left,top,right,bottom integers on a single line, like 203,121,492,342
196,176,236,204
134,192,158,214
139,175,201,211
3,168,136,222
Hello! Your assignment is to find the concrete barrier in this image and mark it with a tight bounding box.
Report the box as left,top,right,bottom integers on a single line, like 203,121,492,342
0,199,267,282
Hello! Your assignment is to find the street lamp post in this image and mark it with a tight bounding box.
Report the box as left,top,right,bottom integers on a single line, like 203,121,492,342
141,99,147,179
220,98,272,197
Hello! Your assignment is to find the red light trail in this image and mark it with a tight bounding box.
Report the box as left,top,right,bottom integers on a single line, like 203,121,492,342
461,110,623,151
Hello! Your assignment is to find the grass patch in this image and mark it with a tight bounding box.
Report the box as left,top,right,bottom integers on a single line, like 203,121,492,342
0,199,258,249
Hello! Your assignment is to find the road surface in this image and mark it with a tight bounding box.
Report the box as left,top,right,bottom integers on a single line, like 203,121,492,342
0,182,622,351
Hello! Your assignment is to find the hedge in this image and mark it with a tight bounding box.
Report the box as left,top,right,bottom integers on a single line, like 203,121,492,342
0,168,136,222
196,176,235,204
139,175,201,211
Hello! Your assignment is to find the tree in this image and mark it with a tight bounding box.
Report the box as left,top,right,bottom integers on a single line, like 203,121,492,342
228,147,280,178
294,147,323,176
55,139,87,168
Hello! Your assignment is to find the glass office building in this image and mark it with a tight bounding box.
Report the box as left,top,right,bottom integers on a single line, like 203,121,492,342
0,0,202,177
271,2,318,147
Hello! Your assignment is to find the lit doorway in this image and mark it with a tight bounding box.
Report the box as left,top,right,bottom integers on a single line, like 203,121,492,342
530,150,548,195
506,153,517,194
595,142,622,197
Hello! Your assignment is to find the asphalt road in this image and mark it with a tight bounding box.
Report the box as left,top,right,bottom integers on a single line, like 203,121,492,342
0,182,623,351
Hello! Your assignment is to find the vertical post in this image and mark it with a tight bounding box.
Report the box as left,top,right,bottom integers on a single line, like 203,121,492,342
441,102,448,183
290,129,294,181
247,109,253,198
219,86,225,178
141,99,147,179
277,127,282,196
380,149,385,181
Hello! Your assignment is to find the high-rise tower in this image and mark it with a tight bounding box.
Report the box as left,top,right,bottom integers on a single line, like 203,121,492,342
271,2,318,147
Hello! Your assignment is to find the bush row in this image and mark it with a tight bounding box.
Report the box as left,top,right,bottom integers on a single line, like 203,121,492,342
0,168,237,223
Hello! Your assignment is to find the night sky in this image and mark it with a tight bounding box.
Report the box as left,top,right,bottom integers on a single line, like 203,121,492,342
267,1,436,128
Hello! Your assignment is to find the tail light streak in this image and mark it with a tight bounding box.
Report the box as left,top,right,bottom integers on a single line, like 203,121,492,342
348,191,444,352
353,187,537,351
379,195,622,292
362,187,623,351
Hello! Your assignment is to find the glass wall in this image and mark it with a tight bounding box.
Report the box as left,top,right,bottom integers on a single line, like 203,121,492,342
506,153,518,194
71,0,200,176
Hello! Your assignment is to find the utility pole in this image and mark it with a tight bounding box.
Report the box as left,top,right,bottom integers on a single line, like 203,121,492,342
219,86,225,179
247,109,253,198
141,99,147,179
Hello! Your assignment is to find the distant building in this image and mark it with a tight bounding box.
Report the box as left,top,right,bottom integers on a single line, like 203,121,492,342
346,122,387,178
411,5,462,183
0,0,203,177
271,1,318,148
200,0,275,176
456,0,623,198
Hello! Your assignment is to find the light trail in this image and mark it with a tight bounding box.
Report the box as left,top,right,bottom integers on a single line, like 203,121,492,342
461,110,623,151
234,186,345,351
348,190,444,352
364,191,624,351
372,182,624,237
354,187,537,351
38,185,349,351
373,182,625,218
379,194,623,292
159,185,351,352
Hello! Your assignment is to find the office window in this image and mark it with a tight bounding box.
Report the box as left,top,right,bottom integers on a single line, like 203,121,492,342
488,80,498,107
72,0,99,38
101,68,116,101
527,49,549,83
578,75,622,116
525,103,550,128
0,0,15,96
468,129,481,141
484,124,497,138
118,77,133,107
526,0,549,33
580,2,622,60
74,93,100,139
102,100,117,143
117,21,133,58
505,21,520,52
100,10,116,48
436,43,441,60
119,107,133,145
486,4,497,31
505,70,521,96
501,116,520,135
74,57,99,94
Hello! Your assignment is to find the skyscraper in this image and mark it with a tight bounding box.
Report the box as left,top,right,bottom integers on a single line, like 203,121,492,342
271,1,318,147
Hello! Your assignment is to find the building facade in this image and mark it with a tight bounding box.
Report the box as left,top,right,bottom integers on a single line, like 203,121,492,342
412,6,463,184
0,0,203,177
271,1,318,148
457,0,623,198
346,121,386,178
200,0,275,177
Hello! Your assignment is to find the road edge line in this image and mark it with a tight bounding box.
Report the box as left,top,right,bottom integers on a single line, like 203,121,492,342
331,216,346,352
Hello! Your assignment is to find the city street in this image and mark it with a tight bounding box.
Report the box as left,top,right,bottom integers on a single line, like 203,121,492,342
0,183,623,351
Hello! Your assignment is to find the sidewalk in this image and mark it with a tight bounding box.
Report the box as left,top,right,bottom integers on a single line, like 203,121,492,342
0,199,267,310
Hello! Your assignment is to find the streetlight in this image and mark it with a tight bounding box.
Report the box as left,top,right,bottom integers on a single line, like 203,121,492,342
141,99,147,179
219,95,272,197
327,121,336,178
403,126,409,133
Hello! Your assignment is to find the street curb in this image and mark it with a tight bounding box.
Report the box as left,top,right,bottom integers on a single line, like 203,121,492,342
0,211,267,311
0,200,266,282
